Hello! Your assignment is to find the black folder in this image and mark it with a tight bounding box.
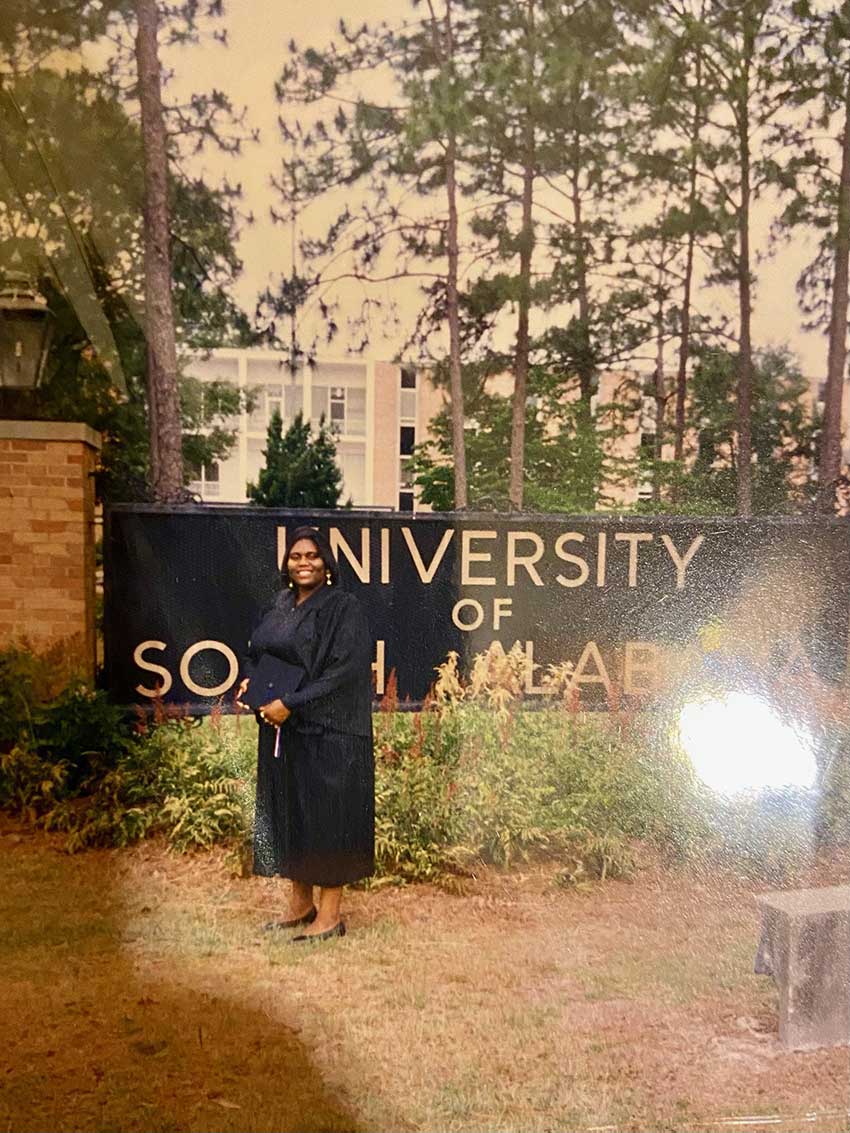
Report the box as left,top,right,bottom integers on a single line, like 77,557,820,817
242,653,305,710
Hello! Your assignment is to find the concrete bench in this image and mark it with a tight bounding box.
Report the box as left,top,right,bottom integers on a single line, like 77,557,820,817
754,885,850,1050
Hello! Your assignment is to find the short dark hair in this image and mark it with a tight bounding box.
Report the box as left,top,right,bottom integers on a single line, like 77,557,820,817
286,525,341,587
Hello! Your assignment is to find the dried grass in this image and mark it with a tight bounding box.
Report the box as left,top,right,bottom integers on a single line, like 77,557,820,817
1,819,849,1133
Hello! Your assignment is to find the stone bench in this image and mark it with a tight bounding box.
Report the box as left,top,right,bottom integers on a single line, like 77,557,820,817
754,885,850,1050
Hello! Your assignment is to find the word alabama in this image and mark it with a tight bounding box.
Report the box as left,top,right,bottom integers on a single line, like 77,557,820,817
132,637,663,700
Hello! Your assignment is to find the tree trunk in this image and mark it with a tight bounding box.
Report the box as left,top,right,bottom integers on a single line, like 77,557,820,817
653,261,667,503
570,135,593,420
136,0,184,501
443,2,468,509
672,44,702,494
426,0,468,510
446,134,468,509
817,70,850,513
673,217,696,465
509,0,535,511
735,21,754,518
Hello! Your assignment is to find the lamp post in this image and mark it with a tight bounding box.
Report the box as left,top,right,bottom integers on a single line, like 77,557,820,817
0,271,54,418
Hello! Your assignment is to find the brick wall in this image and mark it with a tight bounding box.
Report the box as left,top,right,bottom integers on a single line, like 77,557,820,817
0,421,101,678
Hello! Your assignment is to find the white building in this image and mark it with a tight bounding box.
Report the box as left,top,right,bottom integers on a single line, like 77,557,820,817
184,349,444,509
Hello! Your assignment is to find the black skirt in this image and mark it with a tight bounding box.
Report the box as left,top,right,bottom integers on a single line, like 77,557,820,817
253,720,375,888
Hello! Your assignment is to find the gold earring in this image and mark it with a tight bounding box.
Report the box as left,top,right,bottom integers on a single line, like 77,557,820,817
325,570,332,586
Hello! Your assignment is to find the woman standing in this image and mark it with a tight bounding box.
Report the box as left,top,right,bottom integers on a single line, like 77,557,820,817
238,527,374,941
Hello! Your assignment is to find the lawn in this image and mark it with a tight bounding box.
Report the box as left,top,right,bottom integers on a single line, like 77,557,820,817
1,815,848,1133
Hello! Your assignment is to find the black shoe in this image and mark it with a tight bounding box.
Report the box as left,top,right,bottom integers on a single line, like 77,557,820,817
292,921,346,943
263,905,317,932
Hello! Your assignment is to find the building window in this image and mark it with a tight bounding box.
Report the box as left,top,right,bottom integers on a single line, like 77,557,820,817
247,388,266,432
284,383,303,420
245,380,306,435
400,389,417,422
312,385,329,425
400,425,416,456
399,368,418,509
347,387,366,435
330,386,346,427
399,456,414,488
246,436,266,480
400,368,417,423
187,459,220,499
339,445,366,503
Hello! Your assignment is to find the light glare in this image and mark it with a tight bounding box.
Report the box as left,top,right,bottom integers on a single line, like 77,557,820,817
679,692,817,795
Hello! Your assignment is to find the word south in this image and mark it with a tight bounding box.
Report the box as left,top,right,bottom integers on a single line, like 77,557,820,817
278,526,706,591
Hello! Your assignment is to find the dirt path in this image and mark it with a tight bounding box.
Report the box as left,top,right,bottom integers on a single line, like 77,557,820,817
1,819,848,1132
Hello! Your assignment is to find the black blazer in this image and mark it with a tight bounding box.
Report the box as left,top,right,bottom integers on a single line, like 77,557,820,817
245,586,373,737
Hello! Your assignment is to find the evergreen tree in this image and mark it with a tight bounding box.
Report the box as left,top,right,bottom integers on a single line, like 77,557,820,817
631,0,720,490
0,68,256,502
766,0,850,512
0,2,255,502
460,0,655,507
248,410,343,509
411,363,636,512
268,1,478,507
686,0,787,516
647,346,818,515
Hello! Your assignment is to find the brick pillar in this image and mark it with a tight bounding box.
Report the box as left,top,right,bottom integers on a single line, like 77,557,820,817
0,421,101,679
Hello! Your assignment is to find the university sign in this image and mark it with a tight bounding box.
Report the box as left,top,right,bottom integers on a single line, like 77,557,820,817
103,506,850,711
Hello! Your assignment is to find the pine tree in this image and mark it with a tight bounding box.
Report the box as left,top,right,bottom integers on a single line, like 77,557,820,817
632,0,719,488
1,1,256,503
0,67,255,502
766,0,850,512
248,410,343,509
269,2,476,508
683,346,816,514
690,0,786,516
410,363,636,511
462,0,654,507
135,0,183,501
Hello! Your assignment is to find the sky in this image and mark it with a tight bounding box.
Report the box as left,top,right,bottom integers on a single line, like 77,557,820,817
150,1,829,379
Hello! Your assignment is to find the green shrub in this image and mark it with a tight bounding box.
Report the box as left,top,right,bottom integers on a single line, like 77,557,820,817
31,684,135,789
371,702,712,883
0,646,727,884
0,744,70,819
373,709,463,881
1,693,254,854
0,645,61,750
0,645,132,784
816,729,850,848
44,716,253,852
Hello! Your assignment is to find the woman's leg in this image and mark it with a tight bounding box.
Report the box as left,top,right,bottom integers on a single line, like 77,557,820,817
288,879,315,918
302,886,342,934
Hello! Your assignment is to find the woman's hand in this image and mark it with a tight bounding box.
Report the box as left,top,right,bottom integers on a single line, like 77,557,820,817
235,677,250,709
259,698,291,727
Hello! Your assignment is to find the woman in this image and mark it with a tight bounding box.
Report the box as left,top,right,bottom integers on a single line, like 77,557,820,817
237,527,374,941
